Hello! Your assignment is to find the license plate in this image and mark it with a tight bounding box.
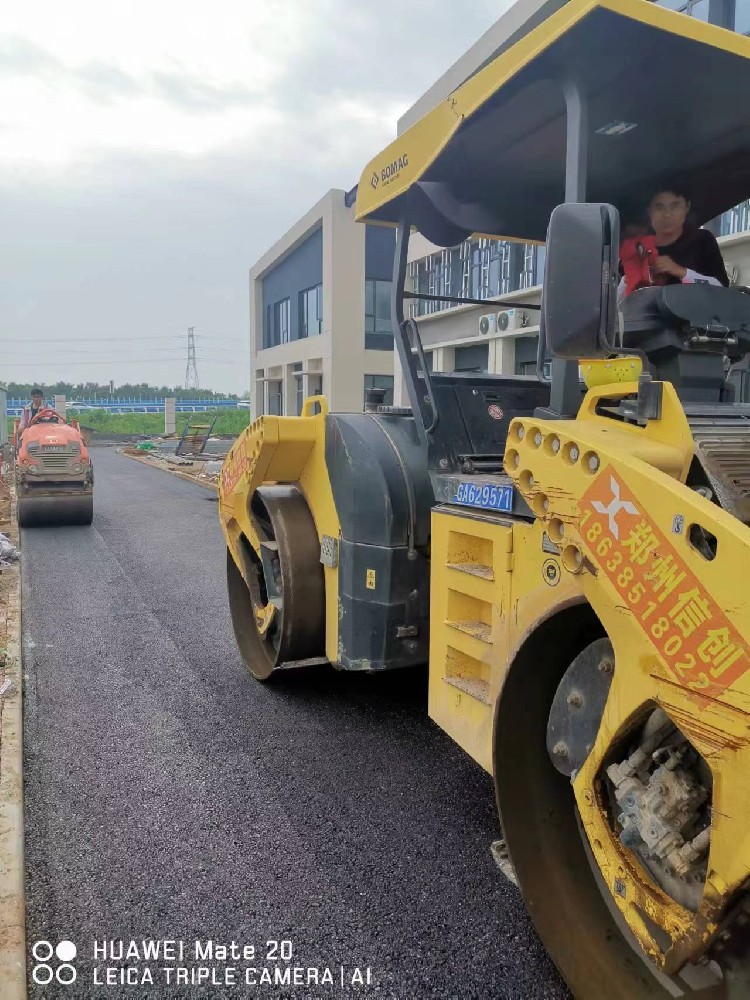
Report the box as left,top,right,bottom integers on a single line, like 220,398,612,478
452,481,513,512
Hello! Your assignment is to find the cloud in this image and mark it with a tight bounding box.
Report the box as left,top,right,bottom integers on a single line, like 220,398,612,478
0,0,507,392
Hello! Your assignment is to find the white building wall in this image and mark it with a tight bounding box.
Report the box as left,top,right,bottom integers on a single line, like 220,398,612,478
249,190,394,417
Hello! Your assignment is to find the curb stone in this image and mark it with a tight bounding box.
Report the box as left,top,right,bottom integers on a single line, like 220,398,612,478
0,481,26,998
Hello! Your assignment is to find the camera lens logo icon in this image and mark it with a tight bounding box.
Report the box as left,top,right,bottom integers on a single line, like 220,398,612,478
32,940,77,985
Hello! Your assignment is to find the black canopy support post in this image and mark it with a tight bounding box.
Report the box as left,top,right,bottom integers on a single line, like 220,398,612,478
549,77,589,417
391,215,433,445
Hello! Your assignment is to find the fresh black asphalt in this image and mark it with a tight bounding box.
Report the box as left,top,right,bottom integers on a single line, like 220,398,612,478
22,447,569,999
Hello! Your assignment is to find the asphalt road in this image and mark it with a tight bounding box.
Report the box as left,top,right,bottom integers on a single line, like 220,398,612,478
22,447,569,1000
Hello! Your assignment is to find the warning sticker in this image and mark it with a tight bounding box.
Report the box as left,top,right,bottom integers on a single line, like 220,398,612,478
579,466,749,698
220,447,249,496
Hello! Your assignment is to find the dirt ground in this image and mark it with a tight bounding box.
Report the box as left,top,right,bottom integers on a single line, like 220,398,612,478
121,446,220,489
0,474,17,691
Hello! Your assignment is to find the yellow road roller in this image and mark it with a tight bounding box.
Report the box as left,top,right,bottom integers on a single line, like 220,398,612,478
219,0,750,993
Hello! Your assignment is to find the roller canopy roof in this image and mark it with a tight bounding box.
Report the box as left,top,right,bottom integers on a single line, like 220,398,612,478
355,0,750,246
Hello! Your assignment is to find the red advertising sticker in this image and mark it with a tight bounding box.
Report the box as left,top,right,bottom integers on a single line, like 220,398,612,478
579,467,748,698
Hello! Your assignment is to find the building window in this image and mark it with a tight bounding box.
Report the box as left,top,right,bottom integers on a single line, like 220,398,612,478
364,374,394,407
264,298,290,348
268,379,283,415
460,242,471,298
453,343,489,373
275,299,290,345
518,359,552,378
407,237,547,320
718,200,750,236
683,0,710,18
299,285,322,338
736,0,750,32
365,279,392,336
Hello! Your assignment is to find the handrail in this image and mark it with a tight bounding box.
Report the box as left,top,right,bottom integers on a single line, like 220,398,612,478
402,319,439,434
301,395,329,417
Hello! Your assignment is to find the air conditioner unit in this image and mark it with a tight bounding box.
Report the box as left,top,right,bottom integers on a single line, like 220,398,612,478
497,308,530,332
478,313,497,335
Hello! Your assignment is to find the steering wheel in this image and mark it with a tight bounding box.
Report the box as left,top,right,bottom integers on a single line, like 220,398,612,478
29,407,65,426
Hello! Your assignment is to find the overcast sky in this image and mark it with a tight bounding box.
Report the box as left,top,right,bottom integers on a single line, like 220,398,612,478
0,0,508,396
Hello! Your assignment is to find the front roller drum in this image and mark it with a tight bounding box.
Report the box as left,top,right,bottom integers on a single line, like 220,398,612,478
18,492,94,528
227,485,325,681
494,617,750,999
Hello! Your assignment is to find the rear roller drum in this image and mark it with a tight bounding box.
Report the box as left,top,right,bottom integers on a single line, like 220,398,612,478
494,614,750,999
227,485,325,682
18,493,93,528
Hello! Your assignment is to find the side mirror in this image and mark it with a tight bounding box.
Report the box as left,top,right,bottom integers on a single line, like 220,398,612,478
542,203,619,360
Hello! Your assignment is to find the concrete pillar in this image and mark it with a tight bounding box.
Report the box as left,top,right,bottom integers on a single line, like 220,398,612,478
165,397,176,435
433,347,449,373
53,395,66,419
284,365,299,416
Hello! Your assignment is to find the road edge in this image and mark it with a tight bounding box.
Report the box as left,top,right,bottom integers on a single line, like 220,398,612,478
0,480,26,998
121,450,219,493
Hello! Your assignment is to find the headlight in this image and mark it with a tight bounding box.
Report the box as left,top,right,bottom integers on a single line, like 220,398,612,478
72,463,82,473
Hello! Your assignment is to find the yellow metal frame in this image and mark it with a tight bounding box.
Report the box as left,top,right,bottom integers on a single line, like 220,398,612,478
429,508,583,773
488,380,750,969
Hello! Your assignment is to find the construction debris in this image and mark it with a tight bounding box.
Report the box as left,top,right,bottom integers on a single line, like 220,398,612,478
123,446,220,490
0,535,19,565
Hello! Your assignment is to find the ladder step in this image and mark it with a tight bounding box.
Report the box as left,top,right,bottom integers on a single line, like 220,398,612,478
446,561,494,580
444,675,490,704
446,619,492,643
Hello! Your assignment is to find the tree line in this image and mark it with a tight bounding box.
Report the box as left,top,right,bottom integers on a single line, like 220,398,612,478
3,381,245,400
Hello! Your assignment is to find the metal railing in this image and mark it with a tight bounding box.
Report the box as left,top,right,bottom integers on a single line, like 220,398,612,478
6,397,242,416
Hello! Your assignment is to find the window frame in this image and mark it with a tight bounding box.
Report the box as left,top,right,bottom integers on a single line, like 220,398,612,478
365,278,393,337
299,284,323,339
363,373,394,407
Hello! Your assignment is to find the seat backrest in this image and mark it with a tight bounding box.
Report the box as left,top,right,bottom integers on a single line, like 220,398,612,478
622,285,750,402
427,372,550,472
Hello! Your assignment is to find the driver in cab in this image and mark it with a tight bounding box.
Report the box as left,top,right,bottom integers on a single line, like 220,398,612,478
619,184,730,300
19,388,50,436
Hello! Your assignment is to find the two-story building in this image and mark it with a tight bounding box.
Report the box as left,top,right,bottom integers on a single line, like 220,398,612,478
250,189,396,416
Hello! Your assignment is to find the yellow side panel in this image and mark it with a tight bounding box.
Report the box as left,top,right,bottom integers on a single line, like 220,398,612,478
429,507,583,773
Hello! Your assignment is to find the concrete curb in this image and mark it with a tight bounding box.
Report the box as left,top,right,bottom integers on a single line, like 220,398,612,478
0,482,26,998
122,449,219,493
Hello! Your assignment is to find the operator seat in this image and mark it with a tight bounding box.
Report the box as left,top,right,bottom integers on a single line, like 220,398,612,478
621,285,750,402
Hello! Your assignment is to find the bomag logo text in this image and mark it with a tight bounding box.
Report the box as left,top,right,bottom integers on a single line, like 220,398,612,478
380,153,409,184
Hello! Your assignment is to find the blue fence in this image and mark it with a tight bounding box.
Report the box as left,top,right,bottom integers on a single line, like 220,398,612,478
6,397,245,416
